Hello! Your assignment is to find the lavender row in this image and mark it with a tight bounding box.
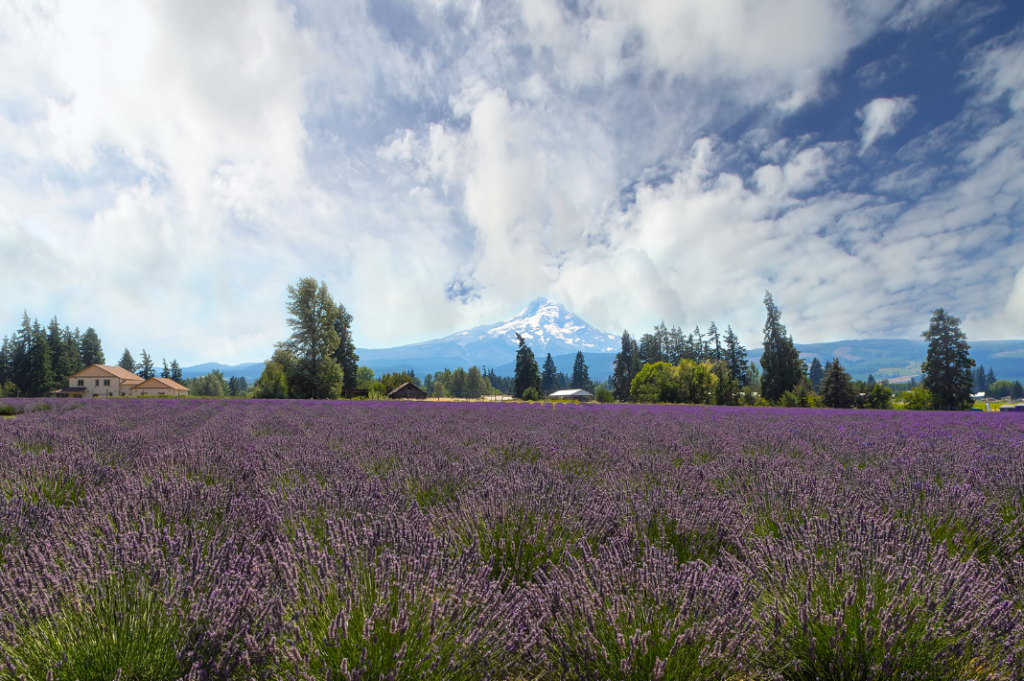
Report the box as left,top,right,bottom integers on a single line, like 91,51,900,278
0,398,1022,679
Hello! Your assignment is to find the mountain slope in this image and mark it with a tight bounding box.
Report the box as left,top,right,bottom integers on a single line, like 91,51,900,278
356,297,619,372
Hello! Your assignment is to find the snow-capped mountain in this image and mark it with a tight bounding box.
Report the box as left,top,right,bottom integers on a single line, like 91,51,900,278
356,297,619,374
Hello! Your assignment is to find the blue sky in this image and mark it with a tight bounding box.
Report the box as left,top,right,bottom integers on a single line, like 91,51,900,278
2,0,1024,364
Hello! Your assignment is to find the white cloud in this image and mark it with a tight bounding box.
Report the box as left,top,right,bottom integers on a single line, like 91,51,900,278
857,96,917,153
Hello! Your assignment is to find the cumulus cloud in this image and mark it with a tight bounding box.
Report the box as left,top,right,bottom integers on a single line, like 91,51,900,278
1,0,1021,364
857,96,917,153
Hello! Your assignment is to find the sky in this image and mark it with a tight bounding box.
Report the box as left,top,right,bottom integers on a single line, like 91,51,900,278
2,0,1024,365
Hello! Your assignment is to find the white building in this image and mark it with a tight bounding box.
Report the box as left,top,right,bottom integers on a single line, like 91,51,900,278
55,365,189,397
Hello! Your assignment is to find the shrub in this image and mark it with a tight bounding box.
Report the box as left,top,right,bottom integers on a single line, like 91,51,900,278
594,385,614,403
0,403,18,416
522,386,541,401
898,386,934,410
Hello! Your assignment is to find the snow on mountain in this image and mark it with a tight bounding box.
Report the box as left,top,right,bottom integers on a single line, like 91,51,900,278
356,297,619,371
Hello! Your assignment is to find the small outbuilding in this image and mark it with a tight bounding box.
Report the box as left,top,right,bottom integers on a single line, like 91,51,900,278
547,388,594,401
999,403,1024,412
388,382,427,400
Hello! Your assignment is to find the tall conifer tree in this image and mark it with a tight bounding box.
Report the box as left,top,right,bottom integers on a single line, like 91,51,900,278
759,292,803,402
541,353,558,394
512,334,541,398
921,308,975,410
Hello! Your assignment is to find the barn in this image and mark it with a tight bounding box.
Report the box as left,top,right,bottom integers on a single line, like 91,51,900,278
388,382,427,400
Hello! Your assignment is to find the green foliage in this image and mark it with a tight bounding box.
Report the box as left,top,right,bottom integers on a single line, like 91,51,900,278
820,358,856,408
79,327,104,366
0,403,17,416
276,277,346,399
0,571,186,681
355,365,376,389
379,371,418,393
117,348,136,374
541,352,558,393
921,308,975,410
332,302,359,391
186,369,227,397
760,292,804,402
612,330,641,401
985,379,1015,399
594,385,614,403
864,382,894,409
522,386,541,401
897,386,935,410
513,334,541,398
254,357,289,399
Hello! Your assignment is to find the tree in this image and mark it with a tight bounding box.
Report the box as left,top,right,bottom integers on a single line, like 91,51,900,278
759,292,804,402
809,357,825,392
864,382,893,409
638,333,663,366
1013,381,1024,400
820,358,856,408
513,334,541,398
118,349,136,374
630,362,682,403
723,326,748,386
254,355,289,399
80,328,104,366
170,360,183,382
920,308,975,410
570,351,590,391
332,303,360,392
161,359,171,379
281,277,344,399
138,350,155,380
541,353,558,394
987,367,997,388
974,365,987,393
707,322,723,363
611,330,640,402
25,320,55,396
466,365,489,398
356,366,375,389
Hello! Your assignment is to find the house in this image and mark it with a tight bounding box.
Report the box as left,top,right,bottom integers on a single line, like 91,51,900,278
998,403,1024,412
547,388,594,401
55,364,190,397
131,376,190,397
387,382,427,399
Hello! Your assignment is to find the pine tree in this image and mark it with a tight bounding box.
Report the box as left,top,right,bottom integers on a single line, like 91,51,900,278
921,308,975,410
571,351,590,391
60,326,82,379
987,368,996,389
161,359,171,379
0,336,11,386
333,303,360,392
707,322,723,363
26,319,55,396
760,292,804,402
809,357,825,392
821,358,855,408
118,349,136,374
541,353,558,394
11,312,32,391
723,325,748,386
638,333,662,366
611,330,639,402
80,327,104,366
512,334,541,398
692,326,705,362
867,374,876,386
170,360,183,382
138,350,155,380
1013,381,1024,400
974,365,987,393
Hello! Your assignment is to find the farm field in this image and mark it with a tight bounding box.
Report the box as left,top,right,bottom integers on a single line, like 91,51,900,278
1,399,1023,680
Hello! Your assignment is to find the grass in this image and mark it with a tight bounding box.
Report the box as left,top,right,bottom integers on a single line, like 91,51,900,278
0,571,186,681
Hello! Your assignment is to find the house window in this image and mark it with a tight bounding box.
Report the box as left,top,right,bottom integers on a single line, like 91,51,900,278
77,380,84,387
103,379,110,386
95,379,100,386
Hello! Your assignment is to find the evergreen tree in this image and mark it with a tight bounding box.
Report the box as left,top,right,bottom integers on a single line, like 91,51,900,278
1013,381,1024,400
0,336,11,386
118,349,136,374
12,312,32,391
723,326,748,386
466,365,489,398
512,334,541,398
921,308,975,410
692,326,705,362
79,327,104,366
332,303,360,392
638,333,663,366
170,360,183,382
138,350,155,380
759,292,804,402
867,374,876,386
571,351,590,391
555,372,570,390
809,357,825,392
161,359,171,379
665,326,685,364
974,365,987,392
707,322,723,363
59,326,82,380
987,368,996,389
611,330,640,402
26,319,55,396
541,353,558,394
821,358,856,408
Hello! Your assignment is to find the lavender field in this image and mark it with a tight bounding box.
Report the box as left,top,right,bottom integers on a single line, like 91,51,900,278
1,398,1022,680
